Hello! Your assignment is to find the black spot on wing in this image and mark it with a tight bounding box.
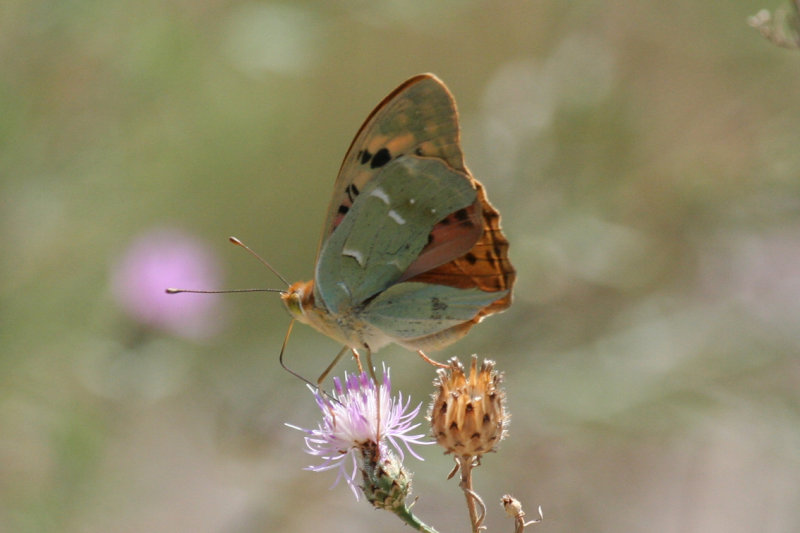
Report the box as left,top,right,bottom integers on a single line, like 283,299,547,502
345,184,360,203
455,208,470,222
338,204,349,215
370,147,391,169
465,252,478,265
360,150,372,165
431,297,447,320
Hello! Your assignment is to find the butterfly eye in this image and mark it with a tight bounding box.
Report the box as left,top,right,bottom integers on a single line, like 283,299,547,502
282,292,304,318
281,281,312,319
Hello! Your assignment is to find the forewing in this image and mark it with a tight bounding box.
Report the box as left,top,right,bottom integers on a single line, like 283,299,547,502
315,74,466,261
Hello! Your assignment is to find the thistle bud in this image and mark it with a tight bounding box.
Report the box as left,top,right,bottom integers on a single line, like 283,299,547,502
429,355,508,457
360,442,412,510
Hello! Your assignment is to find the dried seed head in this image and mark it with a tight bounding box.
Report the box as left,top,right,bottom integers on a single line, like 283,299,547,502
429,355,509,457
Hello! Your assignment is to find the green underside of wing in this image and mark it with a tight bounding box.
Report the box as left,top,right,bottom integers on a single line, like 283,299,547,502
361,282,507,340
316,155,476,313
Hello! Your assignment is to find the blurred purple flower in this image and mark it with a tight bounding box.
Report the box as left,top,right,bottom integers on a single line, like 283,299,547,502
287,369,430,500
111,228,224,340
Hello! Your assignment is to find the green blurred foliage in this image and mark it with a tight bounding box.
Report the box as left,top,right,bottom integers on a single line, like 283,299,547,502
2,0,800,532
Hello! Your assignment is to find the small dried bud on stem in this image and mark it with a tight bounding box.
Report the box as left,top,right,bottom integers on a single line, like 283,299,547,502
502,495,543,533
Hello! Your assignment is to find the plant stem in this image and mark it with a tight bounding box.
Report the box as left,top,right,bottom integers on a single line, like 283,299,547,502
458,456,485,533
392,505,441,533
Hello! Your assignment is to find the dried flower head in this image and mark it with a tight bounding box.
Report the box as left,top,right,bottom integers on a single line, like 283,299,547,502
429,355,508,457
287,370,430,500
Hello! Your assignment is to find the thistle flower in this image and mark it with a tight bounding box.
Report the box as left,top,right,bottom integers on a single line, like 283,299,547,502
110,228,223,340
429,355,509,458
288,370,430,500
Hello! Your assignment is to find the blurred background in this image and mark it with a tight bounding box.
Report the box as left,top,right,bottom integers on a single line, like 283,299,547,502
3,1,800,531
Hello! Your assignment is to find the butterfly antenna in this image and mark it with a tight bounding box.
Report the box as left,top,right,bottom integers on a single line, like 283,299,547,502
165,287,283,294
229,236,291,288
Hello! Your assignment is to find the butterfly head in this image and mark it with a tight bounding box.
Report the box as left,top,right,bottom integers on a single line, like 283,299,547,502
282,279,363,349
281,280,315,322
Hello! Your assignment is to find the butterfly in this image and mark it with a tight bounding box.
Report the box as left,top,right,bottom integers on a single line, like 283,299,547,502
281,74,515,373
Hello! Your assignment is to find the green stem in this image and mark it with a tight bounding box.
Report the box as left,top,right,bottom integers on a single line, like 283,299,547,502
392,505,441,533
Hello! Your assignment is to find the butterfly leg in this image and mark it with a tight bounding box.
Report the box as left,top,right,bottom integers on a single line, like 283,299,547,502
350,348,364,374
364,347,379,384
279,319,322,388
417,350,449,368
315,345,351,386
363,346,382,442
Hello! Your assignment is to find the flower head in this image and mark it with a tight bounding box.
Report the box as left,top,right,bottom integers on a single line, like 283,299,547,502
429,355,509,457
288,369,430,500
110,228,223,340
